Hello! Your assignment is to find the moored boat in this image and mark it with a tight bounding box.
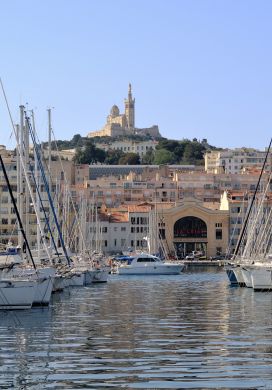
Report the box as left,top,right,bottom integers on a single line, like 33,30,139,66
117,253,184,275
0,279,36,310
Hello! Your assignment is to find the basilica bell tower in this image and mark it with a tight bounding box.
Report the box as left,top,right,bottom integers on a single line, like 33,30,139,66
124,83,135,129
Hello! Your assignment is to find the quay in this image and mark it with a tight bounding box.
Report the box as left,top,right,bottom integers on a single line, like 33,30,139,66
183,259,224,267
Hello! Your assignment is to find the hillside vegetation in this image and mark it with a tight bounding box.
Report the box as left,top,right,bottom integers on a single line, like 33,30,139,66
44,134,218,165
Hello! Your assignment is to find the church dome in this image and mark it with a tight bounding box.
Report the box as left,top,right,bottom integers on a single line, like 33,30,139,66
110,105,120,117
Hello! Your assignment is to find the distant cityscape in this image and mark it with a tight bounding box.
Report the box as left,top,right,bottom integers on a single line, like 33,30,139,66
1,85,272,260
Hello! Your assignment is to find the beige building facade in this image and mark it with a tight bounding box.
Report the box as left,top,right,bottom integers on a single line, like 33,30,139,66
94,199,229,258
158,199,229,259
205,148,272,174
95,139,158,160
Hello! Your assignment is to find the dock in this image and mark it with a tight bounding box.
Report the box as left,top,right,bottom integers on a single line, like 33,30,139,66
183,260,224,267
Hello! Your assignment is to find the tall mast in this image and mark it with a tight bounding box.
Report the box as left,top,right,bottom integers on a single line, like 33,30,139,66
32,111,41,260
16,124,22,248
0,155,36,270
24,107,30,249
19,105,25,249
48,108,53,250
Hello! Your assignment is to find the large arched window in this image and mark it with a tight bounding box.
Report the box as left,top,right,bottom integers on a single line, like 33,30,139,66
174,216,207,238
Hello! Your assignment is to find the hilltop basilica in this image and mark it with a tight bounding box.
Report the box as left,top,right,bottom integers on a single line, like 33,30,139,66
87,84,161,138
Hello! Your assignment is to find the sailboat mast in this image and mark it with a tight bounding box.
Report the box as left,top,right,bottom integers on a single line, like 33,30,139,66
19,106,24,249
24,107,30,249
0,155,36,270
32,111,41,260
233,138,272,257
48,108,53,250
16,124,22,248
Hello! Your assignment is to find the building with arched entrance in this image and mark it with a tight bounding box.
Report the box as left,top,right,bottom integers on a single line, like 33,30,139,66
158,199,229,259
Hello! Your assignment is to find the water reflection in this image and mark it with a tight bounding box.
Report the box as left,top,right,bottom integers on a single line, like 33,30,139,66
0,269,272,389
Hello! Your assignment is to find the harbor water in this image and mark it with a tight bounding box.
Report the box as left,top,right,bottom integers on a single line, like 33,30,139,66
1,266,272,389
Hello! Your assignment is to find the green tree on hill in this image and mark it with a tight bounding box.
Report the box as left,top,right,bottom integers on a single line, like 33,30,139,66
104,149,125,164
74,139,106,164
153,149,175,165
118,153,140,165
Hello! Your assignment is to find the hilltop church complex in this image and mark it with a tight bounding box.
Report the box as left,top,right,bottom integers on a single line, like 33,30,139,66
87,84,161,139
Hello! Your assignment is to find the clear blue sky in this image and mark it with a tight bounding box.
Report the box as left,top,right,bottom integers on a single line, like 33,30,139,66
1,0,272,150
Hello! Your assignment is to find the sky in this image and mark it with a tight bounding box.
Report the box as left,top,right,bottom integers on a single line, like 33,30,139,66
1,0,272,150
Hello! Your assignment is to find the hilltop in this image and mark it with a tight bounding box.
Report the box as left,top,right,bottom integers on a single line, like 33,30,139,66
43,134,219,166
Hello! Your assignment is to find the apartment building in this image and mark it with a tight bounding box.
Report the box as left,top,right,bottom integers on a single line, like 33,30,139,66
204,148,272,174
95,139,158,159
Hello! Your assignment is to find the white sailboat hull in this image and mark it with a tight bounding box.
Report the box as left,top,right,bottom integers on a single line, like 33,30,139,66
53,274,66,292
250,265,272,290
85,269,109,284
33,277,54,305
0,266,55,305
232,267,245,286
0,280,36,309
69,271,86,286
240,267,253,288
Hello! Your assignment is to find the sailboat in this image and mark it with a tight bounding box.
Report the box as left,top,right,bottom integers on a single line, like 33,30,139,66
225,138,272,290
0,155,39,309
0,106,55,306
117,209,184,275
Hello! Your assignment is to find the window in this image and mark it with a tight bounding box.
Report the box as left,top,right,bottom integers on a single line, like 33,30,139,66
137,258,156,263
104,240,107,247
102,227,107,233
216,229,222,240
140,217,148,225
215,223,222,228
159,229,166,239
121,227,126,232
114,239,117,246
174,216,207,238
216,247,222,255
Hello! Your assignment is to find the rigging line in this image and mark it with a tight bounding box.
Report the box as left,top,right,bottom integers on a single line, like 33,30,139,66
226,203,245,260
233,137,272,258
28,163,59,256
0,80,51,263
26,116,62,257
50,128,92,260
243,169,272,258
28,119,58,204
0,155,36,270
25,113,71,266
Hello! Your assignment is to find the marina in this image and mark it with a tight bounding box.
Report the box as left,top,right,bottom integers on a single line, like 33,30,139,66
1,267,272,389
1,2,272,389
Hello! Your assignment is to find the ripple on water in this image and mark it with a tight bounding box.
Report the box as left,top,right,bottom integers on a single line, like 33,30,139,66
0,269,272,389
